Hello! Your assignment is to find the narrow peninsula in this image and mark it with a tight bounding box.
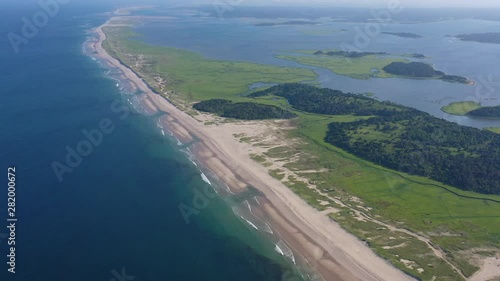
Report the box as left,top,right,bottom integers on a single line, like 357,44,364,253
455,32,500,44
382,32,423,38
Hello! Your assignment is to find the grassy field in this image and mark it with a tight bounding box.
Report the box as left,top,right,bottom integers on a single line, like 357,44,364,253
486,127,500,134
441,101,482,115
276,52,408,79
104,25,500,280
251,97,500,279
295,112,500,247
103,27,317,104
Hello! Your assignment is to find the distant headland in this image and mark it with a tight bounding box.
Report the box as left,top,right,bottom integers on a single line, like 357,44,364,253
454,32,500,44
382,32,423,38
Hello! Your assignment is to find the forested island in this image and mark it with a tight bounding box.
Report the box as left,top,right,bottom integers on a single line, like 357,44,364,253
468,105,500,117
382,32,423,38
250,84,500,194
314,50,386,58
383,62,471,84
193,99,297,120
455,32,500,44
409,53,425,58
441,101,500,117
255,21,317,26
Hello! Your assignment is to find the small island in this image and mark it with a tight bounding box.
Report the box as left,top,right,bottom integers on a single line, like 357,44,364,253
441,101,500,117
455,32,500,44
408,53,426,58
255,21,317,27
382,32,423,38
383,62,471,84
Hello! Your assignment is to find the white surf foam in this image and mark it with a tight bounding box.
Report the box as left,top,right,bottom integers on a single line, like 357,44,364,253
275,245,284,256
262,221,273,234
242,217,259,230
244,200,251,211
201,173,212,185
276,240,296,264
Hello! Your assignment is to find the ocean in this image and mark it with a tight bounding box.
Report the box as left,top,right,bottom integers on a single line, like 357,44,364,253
3,3,499,281
0,3,302,281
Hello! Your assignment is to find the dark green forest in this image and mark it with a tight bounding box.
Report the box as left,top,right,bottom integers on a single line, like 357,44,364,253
193,99,297,120
468,105,500,118
383,62,439,77
251,84,500,194
383,62,469,83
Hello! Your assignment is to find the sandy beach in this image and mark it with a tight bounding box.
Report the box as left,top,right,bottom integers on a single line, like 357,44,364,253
92,15,417,281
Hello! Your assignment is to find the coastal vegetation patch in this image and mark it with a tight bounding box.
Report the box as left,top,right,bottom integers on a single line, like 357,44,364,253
442,101,500,117
486,127,500,134
313,50,387,57
252,84,500,194
276,52,407,79
441,101,482,115
277,51,470,83
193,99,297,120
102,26,317,104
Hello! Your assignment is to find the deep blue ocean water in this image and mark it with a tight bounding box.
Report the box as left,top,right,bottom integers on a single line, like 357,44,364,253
0,3,301,281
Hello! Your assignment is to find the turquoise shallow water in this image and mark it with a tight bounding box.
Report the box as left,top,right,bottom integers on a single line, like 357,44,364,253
0,4,304,281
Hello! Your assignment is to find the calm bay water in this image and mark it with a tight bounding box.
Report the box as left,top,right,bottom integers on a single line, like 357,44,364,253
135,9,500,128
0,4,301,281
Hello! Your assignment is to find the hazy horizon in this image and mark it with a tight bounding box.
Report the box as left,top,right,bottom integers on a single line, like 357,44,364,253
240,0,500,8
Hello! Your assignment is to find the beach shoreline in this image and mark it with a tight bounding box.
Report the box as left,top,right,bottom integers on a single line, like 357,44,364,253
91,14,415,281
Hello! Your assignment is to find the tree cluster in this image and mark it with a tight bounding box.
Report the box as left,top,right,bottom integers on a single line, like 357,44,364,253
193,99,297,120
468,105,500,118
383,62,438,77
252,83,500,194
